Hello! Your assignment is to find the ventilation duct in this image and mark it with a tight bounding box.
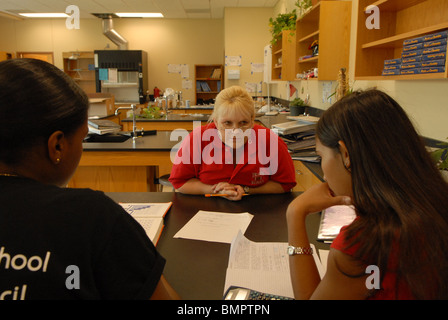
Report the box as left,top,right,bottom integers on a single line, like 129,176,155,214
92,13,128,50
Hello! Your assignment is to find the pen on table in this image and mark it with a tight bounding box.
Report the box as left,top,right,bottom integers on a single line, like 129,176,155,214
205,193,249,197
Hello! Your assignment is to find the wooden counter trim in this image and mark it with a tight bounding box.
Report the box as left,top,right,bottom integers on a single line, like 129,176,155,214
122,121,204,132
79,150,172,166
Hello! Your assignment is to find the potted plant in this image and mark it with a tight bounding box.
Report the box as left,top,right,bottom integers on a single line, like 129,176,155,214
431,138,448,182
289,97,307,116
328,68,355,102
138,105,163,119
295,0,313,17
269,10,297,45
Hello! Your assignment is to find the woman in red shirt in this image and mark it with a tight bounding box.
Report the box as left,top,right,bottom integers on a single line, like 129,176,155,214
286,89,448,299
169,86,296,201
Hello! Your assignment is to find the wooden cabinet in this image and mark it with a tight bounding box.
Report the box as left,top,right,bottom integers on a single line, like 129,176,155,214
292,160,322,192
355,0,448,80
295,1,352,81
271,30,297,81
63,51,96,93
194,64,224,105
0,51,14,62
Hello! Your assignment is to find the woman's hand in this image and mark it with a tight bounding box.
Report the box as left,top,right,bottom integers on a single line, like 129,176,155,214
212,182,245,201
287,182,352,221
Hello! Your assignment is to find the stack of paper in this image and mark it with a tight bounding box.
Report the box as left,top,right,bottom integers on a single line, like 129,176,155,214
287,136,316,151
88,119,121,135
286,115,320,122
120,202,172,245
272,120,316,135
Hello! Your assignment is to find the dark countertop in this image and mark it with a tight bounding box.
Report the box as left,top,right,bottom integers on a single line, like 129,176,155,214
168,106,214,110
121,111,292,125
83,131,183,151
105,191,329,299
122,113,210,122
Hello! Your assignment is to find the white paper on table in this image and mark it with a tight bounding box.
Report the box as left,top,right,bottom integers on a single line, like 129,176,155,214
224,231,326,298
173,210,253,244
224,231,293,298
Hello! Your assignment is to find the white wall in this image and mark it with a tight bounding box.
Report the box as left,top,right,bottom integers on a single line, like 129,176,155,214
0,16,224,104
223,7,272,95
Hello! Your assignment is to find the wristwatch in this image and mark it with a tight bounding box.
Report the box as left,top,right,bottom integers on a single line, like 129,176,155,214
287,245,313,256
243,185,250,194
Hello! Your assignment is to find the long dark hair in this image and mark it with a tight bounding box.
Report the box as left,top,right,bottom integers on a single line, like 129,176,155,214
317,89,448,299
0,58,88,164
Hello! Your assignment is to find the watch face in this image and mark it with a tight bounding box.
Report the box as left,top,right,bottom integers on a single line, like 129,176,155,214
287,246,294,255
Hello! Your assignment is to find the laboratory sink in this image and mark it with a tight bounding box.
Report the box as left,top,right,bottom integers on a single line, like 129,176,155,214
84,133,131,143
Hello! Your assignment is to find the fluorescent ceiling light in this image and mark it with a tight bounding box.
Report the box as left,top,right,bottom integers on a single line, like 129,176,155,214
115,12,163,18
19,13,69,18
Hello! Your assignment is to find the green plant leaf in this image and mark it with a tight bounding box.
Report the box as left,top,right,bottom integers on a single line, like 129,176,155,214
269,10,297,45
431,138,448,170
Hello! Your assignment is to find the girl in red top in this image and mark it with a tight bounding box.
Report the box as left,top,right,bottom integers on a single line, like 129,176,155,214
169,86,296,201
286,89,448,299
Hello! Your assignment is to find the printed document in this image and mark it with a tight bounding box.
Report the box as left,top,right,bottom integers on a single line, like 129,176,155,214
224,231,325,298
173,210,253,244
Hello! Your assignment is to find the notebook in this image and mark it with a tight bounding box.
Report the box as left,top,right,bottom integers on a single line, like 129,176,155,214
120,202,172,245
317,205,356,243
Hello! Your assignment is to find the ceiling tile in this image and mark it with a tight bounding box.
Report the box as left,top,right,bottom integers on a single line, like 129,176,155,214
181,0,210,10
265,0,279,6
237,0,270,7
91,0,131,13
187,12,211,19
120,0,160,12
0,0,277,19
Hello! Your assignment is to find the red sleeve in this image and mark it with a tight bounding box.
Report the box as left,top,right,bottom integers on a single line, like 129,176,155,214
256,126,296,191
330,223,359,256
168,131,200,189
271,136,297,191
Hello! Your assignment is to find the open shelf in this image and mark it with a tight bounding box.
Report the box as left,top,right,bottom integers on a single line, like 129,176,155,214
362,22,448,49
271,30,296,81
365,0,426,12
63,51,96,93
194,64,223,105
355,0,448,80
295,0,351,81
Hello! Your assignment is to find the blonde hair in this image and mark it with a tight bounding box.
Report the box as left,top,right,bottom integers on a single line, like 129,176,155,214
210,86,255,122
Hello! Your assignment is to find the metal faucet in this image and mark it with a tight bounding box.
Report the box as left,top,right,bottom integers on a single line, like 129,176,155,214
115,104,139,139
177,91,183,107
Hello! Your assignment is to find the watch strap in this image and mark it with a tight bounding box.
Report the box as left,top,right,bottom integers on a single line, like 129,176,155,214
287,245,313,255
